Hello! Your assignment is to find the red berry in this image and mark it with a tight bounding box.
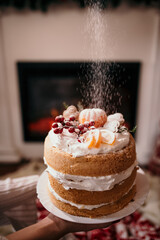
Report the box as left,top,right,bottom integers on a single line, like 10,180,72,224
81,128,87,134
69,116,75,121
64,126,69,129
53,128,60,134
78,124,84,131
59,128,63,134
65,121,72,126
68,127,75,133
75,128,80,134
52,123,58,128
84,122,90,128
54,127,63,134
55,115,64,123
90,121,95,126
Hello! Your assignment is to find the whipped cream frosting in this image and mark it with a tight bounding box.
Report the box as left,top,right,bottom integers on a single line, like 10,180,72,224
48,178,135,210
107,113,124,124
45,157,137,191
48,130,129,158
48,113,130,157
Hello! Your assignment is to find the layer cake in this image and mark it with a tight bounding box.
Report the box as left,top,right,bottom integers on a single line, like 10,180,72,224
44,107,137,218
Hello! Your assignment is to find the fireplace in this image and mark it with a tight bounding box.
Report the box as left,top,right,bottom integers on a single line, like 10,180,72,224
0,7,158,164
17,61,140,142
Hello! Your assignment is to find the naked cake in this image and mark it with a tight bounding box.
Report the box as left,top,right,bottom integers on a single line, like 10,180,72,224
44,106,137,218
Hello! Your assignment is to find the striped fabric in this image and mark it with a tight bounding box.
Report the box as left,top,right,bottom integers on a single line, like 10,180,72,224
0,175,39,231
0,237,7,240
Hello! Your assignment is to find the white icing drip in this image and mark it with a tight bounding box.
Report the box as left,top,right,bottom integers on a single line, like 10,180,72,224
44,158,137,191
48,178,136,210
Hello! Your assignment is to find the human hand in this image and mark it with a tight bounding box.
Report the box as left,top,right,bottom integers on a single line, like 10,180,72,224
48,213,119,235
7,213,119,240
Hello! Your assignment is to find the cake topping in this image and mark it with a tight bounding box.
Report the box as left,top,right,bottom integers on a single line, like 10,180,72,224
64,121,72,127
53,127,63,134
78,124,85,131
84,129,102,148
69,115,76,121
52,123,58,129
68,126,75,133
63,105,79,120
83,129,116,148
101,130,116,145
104,120,120,133
79,108,107,128
55,115,65,123
49,107,130,157
52,111,96,137
107,113,124,124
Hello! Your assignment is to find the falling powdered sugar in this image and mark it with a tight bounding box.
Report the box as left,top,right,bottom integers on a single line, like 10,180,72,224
81,0,123,113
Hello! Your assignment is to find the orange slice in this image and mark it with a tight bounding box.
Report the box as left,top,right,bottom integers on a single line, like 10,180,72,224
86,135,95,148
94,129,102,148
101,130,116,145
85,129,102,148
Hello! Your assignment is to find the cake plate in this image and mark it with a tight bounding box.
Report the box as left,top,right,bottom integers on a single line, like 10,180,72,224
36,168,149,224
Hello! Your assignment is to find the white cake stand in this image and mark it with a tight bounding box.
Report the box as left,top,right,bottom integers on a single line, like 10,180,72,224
36,168,149,224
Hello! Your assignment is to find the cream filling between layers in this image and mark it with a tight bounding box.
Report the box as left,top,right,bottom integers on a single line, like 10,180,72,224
48,179,136,210
44,158,137,191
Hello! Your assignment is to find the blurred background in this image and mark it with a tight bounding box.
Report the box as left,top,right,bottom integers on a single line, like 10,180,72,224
0,0,160,239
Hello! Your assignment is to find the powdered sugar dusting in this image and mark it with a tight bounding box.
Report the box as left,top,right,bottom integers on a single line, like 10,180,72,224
81,1,123,113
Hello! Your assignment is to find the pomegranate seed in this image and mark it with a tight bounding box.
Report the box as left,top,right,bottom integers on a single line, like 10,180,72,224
78,124,84,131
69,115,75,121
52,123,58,128
55,115,64,123
90,120,95,126
78,139,81,143
68,127,75,133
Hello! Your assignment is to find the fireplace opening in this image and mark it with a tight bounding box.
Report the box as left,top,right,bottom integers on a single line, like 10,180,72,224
17,62,140,142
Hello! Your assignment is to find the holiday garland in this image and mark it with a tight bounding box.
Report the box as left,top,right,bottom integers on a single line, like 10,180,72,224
0,0,159,12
